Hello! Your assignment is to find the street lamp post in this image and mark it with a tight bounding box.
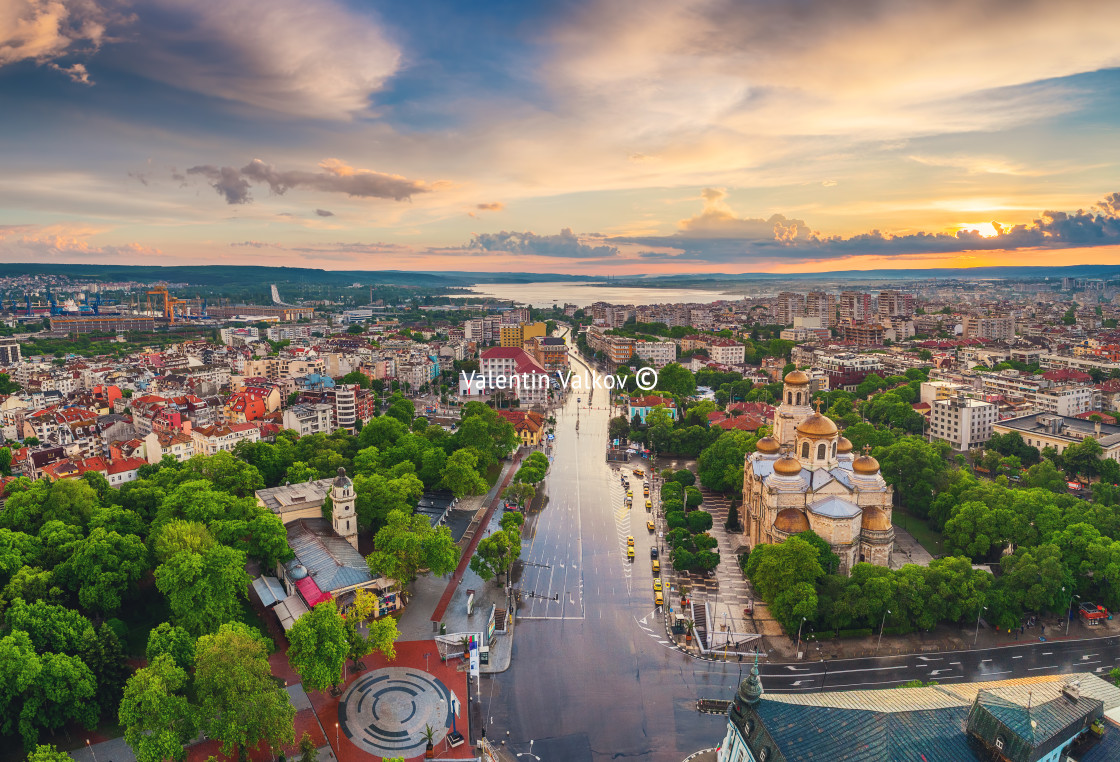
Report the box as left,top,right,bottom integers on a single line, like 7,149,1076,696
1066,593,1081,636
876,610,891,654
795,617,807,658
86,740,97,762
974,601,988,646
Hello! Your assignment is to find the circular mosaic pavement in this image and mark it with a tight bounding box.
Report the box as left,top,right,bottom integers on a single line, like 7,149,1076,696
337,667,459,757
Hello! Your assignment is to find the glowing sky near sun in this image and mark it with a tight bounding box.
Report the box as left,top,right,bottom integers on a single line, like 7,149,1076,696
2,0,1120,275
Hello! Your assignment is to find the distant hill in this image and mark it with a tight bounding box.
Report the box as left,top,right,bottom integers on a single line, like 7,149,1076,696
3,262,1117,287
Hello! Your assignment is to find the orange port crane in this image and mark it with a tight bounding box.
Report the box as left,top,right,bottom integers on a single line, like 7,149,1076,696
145,285,189,323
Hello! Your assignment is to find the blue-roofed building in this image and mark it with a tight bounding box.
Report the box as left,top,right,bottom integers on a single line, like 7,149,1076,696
741,370,895,574
715,664,1120,762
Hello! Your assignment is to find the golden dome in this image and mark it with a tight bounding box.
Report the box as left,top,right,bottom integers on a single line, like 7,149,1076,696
783,369,810,386
774,508,810,534
773,455,803,476
796,412,838,439
861,507,891,531
853,454,881,474
836,437,853,454
755,436,780,454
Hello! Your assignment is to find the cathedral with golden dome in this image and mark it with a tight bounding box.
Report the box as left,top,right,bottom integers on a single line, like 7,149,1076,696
741,370,895,574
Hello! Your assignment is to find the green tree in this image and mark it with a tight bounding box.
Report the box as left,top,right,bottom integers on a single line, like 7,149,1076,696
745,537,824,604
288,602,349,692
146,622,197,671
0,631,41,744
195,622,295,757
55,528,148,614
154,545,252,636
686,510,713,533
150,520,216,563
1023,459,1067,492
366,509,460,584
697,431,756,493
656,362,696,397
179,451,264,496
0,372,19,394
81,623,130,719
354,472,424,532
340,370,372,389
1063,436,1104,478
119,654,198,762
875,437,948,518
28,746,72,762
6,598,94,655
0,446,11,476
440,449,488,498
19,651,99,748
470,526,522,583
284,461,317,484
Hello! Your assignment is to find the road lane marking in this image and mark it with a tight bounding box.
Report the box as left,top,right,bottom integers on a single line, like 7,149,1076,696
1028,666,1058,671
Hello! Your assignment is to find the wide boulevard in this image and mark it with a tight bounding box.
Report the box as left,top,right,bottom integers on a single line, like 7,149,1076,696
483,343,1120,762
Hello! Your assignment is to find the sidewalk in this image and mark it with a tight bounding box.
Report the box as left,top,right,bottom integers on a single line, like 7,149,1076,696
432,453,523,623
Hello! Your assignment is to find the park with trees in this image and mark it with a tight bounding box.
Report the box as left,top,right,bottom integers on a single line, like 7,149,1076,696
0,394,521,755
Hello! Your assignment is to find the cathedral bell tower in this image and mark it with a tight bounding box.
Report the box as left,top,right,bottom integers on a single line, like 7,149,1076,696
330,467,358,550
774,369,813,447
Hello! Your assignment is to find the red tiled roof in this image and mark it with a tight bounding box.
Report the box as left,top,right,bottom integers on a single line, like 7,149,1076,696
630,395,674,408
107,457,147,475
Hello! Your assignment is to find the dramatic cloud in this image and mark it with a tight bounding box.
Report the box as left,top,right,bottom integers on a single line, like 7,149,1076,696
0,223,159,259
112,0,399,118
469,228,619,259
678,188,813,242
314,208,334,217
48,61,92,84
612,192,1120,263
0,0,122,66
186,159,432,205
475,202,504,211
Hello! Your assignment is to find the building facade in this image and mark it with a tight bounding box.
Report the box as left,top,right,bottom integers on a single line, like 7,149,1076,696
742,370,894,573
930,394,998,450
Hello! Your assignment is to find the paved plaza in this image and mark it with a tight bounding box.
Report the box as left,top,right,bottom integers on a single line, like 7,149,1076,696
338,666,461,759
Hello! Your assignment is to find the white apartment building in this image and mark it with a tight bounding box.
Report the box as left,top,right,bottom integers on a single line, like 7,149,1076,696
930,394,998,450
282,403,335,437
772,292,806,325
962,315,1016,341
980,371,1093,417
839,291,872,324
191,422,260,456
708,339,746,365
634,340,677,368
334,384,357,430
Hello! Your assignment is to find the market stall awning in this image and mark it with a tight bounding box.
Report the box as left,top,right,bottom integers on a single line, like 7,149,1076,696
251,575,288,608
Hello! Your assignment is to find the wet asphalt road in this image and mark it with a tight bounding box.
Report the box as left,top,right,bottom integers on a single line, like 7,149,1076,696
481,349,1120,762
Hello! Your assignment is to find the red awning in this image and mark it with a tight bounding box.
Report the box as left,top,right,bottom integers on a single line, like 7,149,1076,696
294,575,332,608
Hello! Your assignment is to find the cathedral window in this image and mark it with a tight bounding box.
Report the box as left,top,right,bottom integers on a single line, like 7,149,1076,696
817,443,826,460
832,442,836,457
801,442,809,458
787,392,792,404
795,392,802,405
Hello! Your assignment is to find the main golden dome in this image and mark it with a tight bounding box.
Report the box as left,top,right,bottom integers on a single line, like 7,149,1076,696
853,454,881,474
796,412,838,438
773,454,803,476
775,508,810,534
783,369,810,386
836,436,853,453
755,436,780,454
861,506,891,531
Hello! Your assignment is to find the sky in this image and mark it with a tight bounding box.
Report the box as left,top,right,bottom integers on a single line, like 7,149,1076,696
2,0,1120,276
